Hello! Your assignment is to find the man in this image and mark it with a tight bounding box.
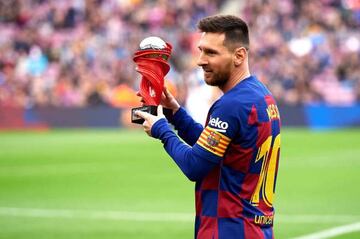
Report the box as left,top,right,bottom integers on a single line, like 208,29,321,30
136,15,281,239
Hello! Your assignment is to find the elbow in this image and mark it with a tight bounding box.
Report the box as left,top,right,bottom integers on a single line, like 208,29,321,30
183,169,202,182
185,174,197,182
175,148,213,182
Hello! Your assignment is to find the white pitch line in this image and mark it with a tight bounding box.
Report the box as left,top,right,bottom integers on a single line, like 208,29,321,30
277,214,360,224
0,207,360,225
291,221,360,239
0,207,193,222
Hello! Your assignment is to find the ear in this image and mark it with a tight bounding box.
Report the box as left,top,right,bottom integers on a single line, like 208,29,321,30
234,47,247,67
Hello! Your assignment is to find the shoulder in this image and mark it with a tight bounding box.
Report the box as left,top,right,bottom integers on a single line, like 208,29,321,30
210,76,276,121
208,75,276,113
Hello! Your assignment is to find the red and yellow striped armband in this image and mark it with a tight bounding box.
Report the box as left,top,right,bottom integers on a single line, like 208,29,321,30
196,126,231,157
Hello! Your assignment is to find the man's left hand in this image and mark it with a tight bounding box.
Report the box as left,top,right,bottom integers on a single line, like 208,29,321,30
135,105,165,137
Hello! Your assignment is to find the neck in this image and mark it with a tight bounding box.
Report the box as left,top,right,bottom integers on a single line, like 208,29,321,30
220,68,251,93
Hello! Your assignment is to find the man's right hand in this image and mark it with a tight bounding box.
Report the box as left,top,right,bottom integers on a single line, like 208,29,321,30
161,87,180,115
136,87,180,115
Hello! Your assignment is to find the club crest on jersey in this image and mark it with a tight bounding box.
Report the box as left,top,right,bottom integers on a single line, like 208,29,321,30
207,131,221,147
197,126,231,157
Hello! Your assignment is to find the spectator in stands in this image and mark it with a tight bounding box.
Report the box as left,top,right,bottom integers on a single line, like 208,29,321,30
0,0,359,109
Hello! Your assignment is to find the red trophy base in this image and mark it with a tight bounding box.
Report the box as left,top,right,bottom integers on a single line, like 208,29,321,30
131,105,173,124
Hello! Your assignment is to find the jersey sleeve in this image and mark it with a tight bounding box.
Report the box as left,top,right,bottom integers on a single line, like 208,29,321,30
169,107,203,146
151,118,218,182
150,99,241,182
192,100,240,163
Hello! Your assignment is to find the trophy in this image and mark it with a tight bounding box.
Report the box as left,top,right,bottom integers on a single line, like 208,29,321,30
131,36,173,124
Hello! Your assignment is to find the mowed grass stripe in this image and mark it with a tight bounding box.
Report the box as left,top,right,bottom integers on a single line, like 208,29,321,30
0,163,131,177
0,128,360,239
1,207,360,224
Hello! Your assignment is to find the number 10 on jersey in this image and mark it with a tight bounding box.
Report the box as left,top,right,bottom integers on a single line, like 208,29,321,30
251,134,281,207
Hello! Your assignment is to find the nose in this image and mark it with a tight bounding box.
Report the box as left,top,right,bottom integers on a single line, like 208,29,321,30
197,52,207,67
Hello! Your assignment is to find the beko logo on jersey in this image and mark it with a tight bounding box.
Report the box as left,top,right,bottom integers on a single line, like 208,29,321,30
209,117,228,132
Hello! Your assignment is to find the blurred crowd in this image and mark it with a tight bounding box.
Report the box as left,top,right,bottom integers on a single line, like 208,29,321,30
245,0,360,105
0,0,359,109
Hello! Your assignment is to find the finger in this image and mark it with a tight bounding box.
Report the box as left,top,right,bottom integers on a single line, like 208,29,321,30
142,122,152,136
157,105,164,117
135,110,150,120
163,87,171,97
160,94,167,105
136,92,145,104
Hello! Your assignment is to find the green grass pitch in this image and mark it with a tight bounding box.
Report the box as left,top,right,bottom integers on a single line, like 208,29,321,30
0,128,359,238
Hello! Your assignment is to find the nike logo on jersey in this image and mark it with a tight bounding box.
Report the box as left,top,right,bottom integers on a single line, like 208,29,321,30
208,117,229,133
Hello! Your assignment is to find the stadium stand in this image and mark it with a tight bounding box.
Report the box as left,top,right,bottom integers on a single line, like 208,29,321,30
0,0,359,110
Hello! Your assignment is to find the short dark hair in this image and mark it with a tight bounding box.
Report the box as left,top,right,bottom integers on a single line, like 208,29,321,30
197,15,250,51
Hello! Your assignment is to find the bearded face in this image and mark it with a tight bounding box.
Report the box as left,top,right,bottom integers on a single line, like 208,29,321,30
197,32,234,88
202,60,232,87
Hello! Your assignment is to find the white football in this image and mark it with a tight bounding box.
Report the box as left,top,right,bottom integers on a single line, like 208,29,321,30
139,36,166,50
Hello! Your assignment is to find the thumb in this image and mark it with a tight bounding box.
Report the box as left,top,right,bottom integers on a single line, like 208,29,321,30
157,105,164,117
135,110,150,120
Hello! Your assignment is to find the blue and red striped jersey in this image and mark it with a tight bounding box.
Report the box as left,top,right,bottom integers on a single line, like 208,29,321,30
192,75,281,239
151,75,281,239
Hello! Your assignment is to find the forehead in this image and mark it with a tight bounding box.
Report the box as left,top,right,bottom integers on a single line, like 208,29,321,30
197,32,226,50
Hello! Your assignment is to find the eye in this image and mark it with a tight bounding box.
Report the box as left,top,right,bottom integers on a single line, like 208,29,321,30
198,47,218,56
204,49,217,56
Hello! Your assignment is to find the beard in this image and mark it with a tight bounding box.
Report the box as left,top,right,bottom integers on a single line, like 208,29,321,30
204,71,229,87
203,64,231,88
